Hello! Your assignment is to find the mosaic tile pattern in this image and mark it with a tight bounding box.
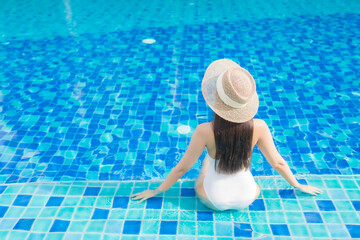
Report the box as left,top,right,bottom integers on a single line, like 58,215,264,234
0,175,359,239
0,11,360,183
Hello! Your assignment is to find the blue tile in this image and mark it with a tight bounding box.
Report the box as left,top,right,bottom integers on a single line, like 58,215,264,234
346,225,360,238
123,221,141,234
159,221,177,235
146,197,162,209
316,200,336,211
249,199,265,211
84,187,101,196
181,188,195,197
113,197,129,208
92,208,109,219
234,223,252,237
270,224,290,236
0,186,7,194
304,212,323,223
13,195,32,206
49,219,70,232
46,197,64,207
13,218,35,231
351,201,360,211
279,189,296,199
197,211,213,221
0,206,9,218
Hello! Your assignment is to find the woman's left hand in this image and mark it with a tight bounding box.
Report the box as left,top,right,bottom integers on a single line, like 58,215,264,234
130,189,162,203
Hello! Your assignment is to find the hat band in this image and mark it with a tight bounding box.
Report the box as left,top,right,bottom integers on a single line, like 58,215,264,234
216,72,248,109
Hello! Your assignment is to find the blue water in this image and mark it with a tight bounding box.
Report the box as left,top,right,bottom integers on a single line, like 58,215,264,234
0,0,360,239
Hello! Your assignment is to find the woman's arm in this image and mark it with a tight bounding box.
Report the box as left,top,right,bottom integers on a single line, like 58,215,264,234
256,119,322,195
131,124,207,202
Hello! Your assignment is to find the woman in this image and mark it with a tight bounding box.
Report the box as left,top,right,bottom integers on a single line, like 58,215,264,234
131,59,322,211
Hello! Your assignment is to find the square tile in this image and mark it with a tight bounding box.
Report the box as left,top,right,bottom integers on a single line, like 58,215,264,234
270,224,290,236
123,221,141,234
13,218,35,231
91,208,109,220
159,221,177,235
50,219,70,232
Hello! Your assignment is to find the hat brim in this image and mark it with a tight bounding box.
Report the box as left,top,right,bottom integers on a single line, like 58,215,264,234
201,59,259,123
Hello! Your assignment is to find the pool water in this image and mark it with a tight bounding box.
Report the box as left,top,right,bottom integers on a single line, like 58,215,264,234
0,0,360,239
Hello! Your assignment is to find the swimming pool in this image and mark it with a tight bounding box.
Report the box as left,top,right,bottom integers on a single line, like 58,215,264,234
0,0,359,239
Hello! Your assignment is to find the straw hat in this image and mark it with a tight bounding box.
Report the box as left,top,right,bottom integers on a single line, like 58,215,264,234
201,59,259,123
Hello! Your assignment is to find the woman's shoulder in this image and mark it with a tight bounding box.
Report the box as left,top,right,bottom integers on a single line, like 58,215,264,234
253,118,268,128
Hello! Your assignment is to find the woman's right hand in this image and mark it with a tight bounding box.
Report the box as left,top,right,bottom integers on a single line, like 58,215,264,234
295,184,323,195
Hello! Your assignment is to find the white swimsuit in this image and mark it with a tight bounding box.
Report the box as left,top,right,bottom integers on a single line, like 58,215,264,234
203,154,258,211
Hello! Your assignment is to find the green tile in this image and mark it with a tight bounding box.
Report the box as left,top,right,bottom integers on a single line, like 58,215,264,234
22,207,42,218
63,196,81,206
109,209,126,219
39,208,58,218
321,212,341,223
340,212,360,224
57,207,75,219
86,221,105,232
197,222,214,235
267,211,286,223
252,224,271,235
265,199,282,210
161,210,178,220
141,220,159,234
178,221,196,235
79,197,97,206
68,221,88,232
333,200,355,211
96,197,112,208
285,211,305,223
180,210,196,221
289,224,309,237
126,210,143,220
52,186,70,195
143,210,161,219
299,200,318,211
250,212,267,223
5,207,25,218
73,207,94,219
32,218,53,232
282,199,301,210
308,224,329,237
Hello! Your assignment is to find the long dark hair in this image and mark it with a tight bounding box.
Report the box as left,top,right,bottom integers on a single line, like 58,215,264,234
213,113,254,174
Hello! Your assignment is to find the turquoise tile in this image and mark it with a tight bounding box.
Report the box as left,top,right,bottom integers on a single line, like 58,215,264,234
52,186,70,195
327,224,351,238
299,200,318,211
57,207,75,219
178,221,196,235
5,207,25,218
104,220,123,234
82,234,102,240
126,209,143,220
109,209,126,219
63,197,81,206
164,188,180,197
68,221,88,232
281,200,301,210
32,218,53,232
346,189,360,199
340,180,358,189
161,210,178,220
181,181,194,188
232,212,250,222
180,211,196,221
197,222,214,235
86,221,105,232
99,188,116,196
250,212,267,223
141,220,159,234
324,179,342,188
45,233,64,240
162,198,179,209
0,231,9,239
285,212,305,224
289,224,309,237
266,211,286,223
333,200,355,211
321,212,341,223
143,210,161,219
68,186,85,195
265,199,282,210
95,197,112,208
252,224,271,235
20,185,38,194
5,186,22,194
8,231,28,239
39,208,58,218
214,211,232,221
262,190,279,199
179,198,196,210
339,212,360,224
22,207,42,218
308,224,329,238
0,194,16,205
215,222,232,236
328,190,348,199
79,197,97,206
29,196,48,207
73,207,93,219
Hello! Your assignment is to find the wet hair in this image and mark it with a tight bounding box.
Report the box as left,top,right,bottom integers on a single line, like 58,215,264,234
213,113,253,174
